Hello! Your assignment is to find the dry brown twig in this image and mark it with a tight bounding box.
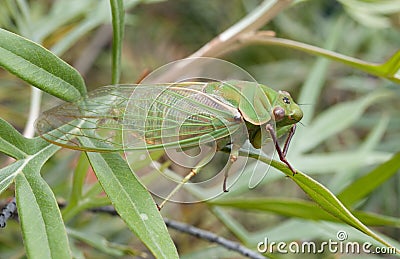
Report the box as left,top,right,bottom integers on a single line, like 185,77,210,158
153,0,293,82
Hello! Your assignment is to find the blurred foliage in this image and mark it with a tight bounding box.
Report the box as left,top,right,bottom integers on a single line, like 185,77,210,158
0,0,399,258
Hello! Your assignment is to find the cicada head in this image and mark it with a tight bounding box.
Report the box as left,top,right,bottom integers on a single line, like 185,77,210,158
272,90,303,127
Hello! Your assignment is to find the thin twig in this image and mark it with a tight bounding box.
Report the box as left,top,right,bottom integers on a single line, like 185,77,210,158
153,0,292,82
1,201,265,259
0,198,17,228
189,0,292,58
89,206,265,259
164,218,266,259
22,86,42,138
15,1,42,139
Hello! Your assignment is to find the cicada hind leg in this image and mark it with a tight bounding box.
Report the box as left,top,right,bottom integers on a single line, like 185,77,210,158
157,136,246,210
156,119,248,210
157,152,215,210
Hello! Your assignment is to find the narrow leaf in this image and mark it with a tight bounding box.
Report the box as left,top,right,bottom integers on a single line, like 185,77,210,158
244,150,400,253
67,228,126,257
0,28,86,101
69,153,90,206
0,118,62,195
381,49,400,78
16,171,71,259
353,211,400,227
85,149,179,259
0,160,24,194
337,152,400,207
0,118,30,159
211,198,400,227
212,198,339,222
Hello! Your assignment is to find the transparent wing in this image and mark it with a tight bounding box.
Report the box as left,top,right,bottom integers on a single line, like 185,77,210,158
35,83,244,152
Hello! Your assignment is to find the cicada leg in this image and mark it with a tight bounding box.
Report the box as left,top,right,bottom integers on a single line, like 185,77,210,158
158,152,215,210
282,124,296,157
158,126,247,209
266,124,297,175
222,143,241,192
222,126,248,192
158,144,242,209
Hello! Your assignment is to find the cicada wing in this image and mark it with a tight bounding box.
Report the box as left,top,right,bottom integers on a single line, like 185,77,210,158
123,84,244,150
36,83,244,152
35,85,133,151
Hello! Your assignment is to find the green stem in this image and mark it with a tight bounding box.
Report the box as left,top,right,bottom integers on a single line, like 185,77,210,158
243,34,400,83
110,0,124,84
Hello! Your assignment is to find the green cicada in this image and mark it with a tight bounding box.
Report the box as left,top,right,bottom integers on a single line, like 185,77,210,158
36,80,303,204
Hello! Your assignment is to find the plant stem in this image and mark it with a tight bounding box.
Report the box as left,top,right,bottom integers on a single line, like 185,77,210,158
23,87,42,138
110,0,124,85
240,34,400,83
190,0,293,58
154,0,293,82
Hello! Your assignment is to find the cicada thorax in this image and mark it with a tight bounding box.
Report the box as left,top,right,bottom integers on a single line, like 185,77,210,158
200,81,277,149
243,121,263,149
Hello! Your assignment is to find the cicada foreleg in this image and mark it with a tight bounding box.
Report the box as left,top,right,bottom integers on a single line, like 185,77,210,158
266,124,297,175
282,124,296,157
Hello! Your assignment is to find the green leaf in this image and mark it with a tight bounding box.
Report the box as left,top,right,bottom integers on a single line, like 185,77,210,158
85,149,179,259
212,198,339,222
0,118,31,159
110,0,124,84
243,150,400,253
337,152,400,207
0,117,61,158
69,153,90,207
353,210,400,227
50,0,142,56
15,169,70,258
339,0,400,28
380,49,400,79
0,28,86,101
34,0,95,43
67,228,126,257
0,115,70,257
0,118,61,195
211,197,400,227
0,160,24,194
